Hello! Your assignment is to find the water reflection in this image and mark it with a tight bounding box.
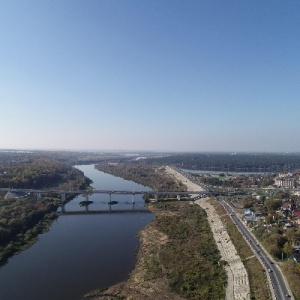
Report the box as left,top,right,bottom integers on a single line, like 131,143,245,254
0,165,153,300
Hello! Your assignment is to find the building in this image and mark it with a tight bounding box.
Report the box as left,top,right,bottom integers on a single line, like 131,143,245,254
275,173,295,188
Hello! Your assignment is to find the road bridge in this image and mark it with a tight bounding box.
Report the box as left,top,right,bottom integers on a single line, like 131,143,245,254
60,209,152,215
0,187,264,204
0,188,209,195
0,188,211,203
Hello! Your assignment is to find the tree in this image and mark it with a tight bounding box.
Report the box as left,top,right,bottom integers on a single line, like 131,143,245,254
242,197,253,208
283,242,294,258
285,228,300,244
264,199,282,213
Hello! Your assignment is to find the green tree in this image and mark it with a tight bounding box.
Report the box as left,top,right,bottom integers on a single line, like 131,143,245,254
242,197,253,208
283,242,294,258
285,228,300,244
264,199,282,213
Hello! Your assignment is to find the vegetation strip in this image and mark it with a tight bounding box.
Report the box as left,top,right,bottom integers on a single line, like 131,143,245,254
210,199,272,300
196,199,250,299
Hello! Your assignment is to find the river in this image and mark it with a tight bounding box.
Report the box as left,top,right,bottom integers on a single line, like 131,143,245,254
0,165,153,300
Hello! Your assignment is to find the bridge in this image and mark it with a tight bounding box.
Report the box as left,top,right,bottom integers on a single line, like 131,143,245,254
61,209,151,215
0,188,211,203
1,187,268,204
0,188,208,195
3,186,293,203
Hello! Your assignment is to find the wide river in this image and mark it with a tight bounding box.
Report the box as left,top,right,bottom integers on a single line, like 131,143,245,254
0,165,153,300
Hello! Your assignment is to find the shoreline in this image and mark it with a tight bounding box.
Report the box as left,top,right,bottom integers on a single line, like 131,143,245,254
165,166,250,300
85,165,228,299
84,201,185,300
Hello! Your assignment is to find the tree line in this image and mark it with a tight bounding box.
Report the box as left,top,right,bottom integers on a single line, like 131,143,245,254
147,152,300,172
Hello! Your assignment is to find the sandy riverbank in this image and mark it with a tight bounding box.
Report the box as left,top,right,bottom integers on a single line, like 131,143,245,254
165,166,250,300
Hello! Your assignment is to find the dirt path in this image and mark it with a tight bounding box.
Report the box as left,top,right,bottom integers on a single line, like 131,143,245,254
165,166,250,300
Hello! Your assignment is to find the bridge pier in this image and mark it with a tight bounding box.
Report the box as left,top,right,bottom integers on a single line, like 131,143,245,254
85,195,89,212
177,194,181,201
61,193,66,204
37,192,42,201
132,193,135,204
155,194,158,202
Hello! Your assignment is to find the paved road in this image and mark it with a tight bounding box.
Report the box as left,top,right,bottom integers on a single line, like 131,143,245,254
221,200,293,300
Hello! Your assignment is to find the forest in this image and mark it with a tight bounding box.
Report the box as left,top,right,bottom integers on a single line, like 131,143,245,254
0,157,91,189
148,152,300,172
0,197,59,265
0,152,92,265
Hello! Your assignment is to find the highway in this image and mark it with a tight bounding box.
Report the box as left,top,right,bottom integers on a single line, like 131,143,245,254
220,199,293,299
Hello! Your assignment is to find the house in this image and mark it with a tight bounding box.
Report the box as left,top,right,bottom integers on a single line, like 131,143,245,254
244,215,257,223
281,201,295,215
292,209,300,218
295,217,300,226
244,208,254,216
284,222,292,229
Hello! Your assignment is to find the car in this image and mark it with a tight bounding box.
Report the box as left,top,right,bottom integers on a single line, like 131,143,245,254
268,268,273,272
270,261,274,264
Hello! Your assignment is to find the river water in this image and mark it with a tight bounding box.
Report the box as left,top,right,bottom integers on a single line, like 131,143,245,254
0,165,153,300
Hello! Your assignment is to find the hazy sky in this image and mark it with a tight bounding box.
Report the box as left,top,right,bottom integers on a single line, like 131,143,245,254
1,1,299,152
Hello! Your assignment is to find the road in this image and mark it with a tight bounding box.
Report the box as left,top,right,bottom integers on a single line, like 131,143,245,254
221,199,293,300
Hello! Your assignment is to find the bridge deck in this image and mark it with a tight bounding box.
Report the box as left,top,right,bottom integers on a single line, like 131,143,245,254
0,188,208,195
59,209,152,215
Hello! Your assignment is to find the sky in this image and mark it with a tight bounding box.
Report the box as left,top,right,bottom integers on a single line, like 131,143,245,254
1,1,300,152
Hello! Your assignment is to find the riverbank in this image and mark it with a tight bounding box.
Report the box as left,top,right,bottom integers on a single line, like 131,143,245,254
85,201,227,300
85,202,185,300
0,209,58,266
85,165,227,299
